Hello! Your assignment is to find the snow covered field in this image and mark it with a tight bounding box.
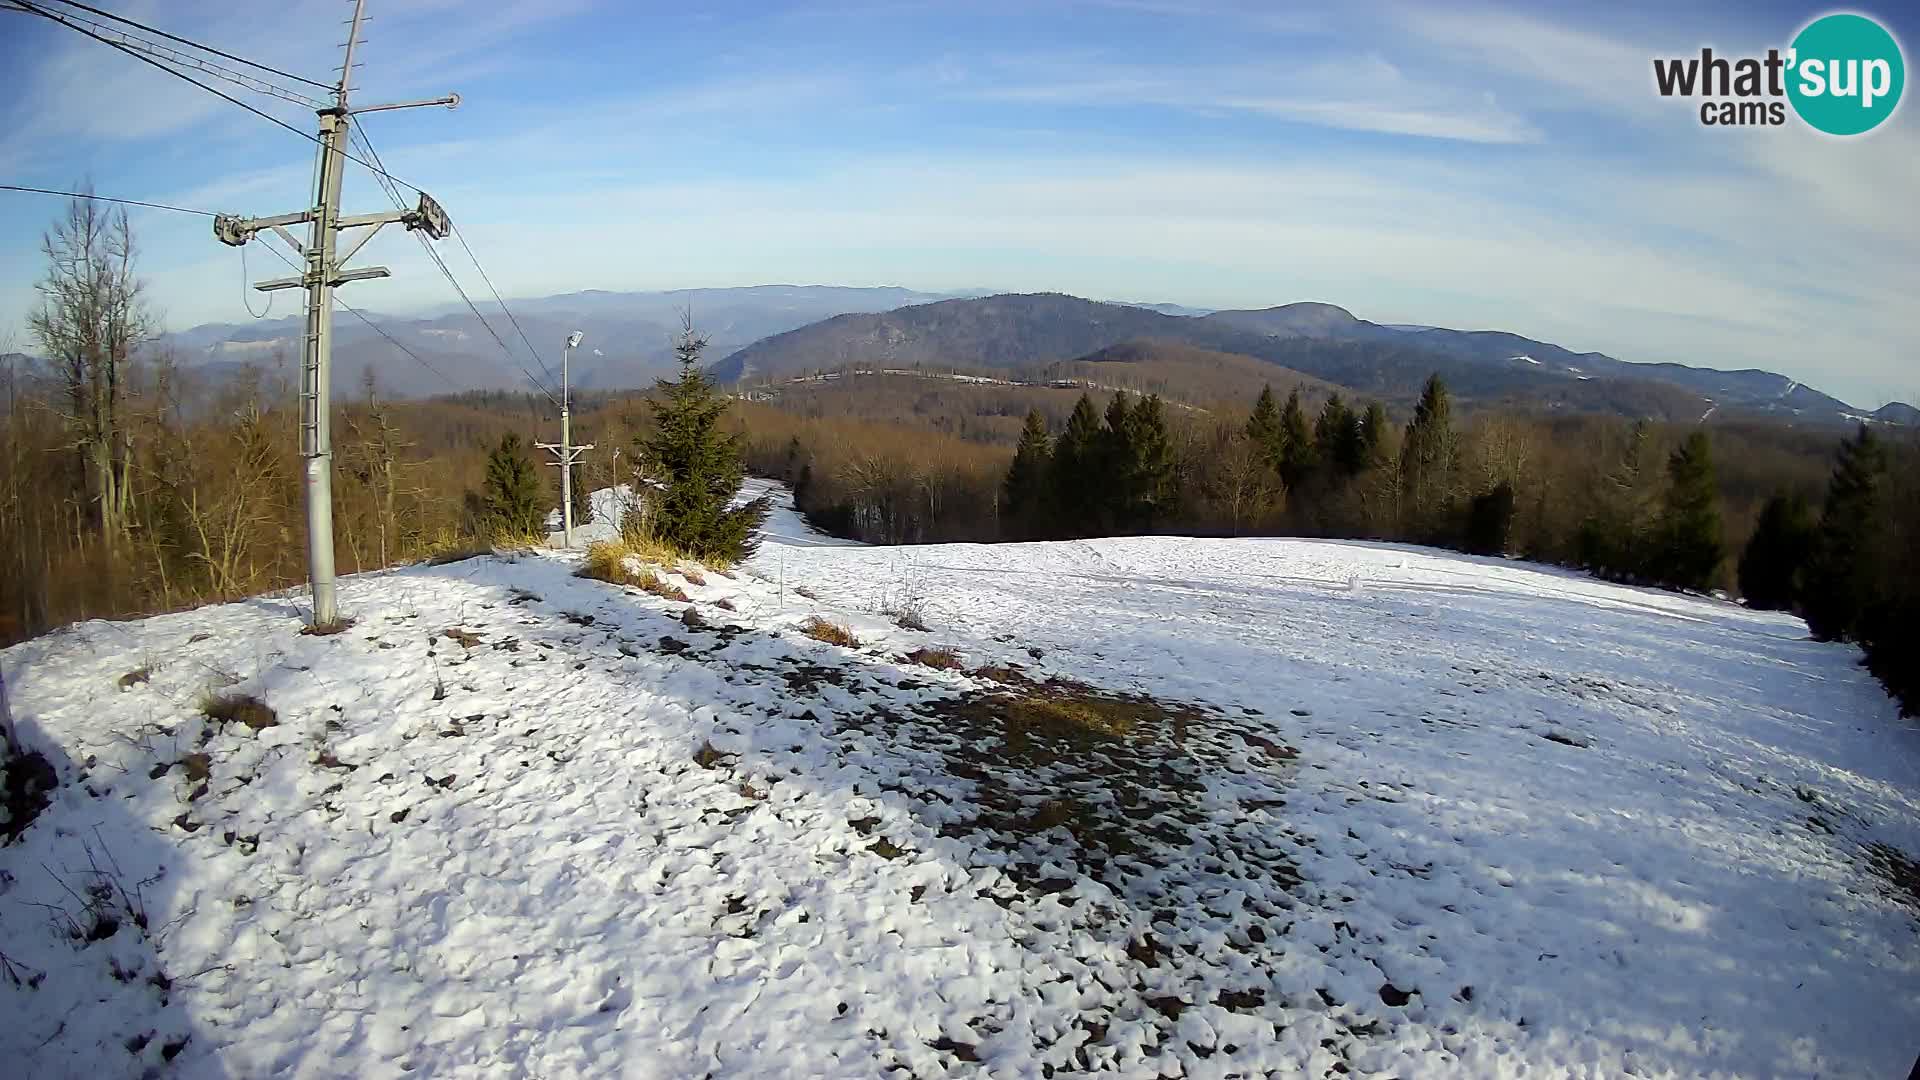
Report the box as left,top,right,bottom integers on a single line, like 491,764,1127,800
4,482,1917,1078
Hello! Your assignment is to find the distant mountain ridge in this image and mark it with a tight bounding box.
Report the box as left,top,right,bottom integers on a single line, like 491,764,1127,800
147,285,961,398
717,293,1892,425
1200,301,1863,418
7,285,1906,427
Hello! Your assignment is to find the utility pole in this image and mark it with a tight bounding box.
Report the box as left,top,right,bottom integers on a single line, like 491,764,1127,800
211,0,457,626
539,331,594,548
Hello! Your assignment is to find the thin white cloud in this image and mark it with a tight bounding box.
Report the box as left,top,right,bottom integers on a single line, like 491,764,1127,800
1384,3,1673,117
967,54,1540,143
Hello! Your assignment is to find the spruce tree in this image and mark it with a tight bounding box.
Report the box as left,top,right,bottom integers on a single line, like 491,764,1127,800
1099,392,1139,532
1316,393,1365,478
1399,375,1457,539
1802,424,1886,641
1120,394,1175,530
1247,385,1281,462
480,432,544,537
637,324,770,563
1578,420,1659,581
1002,410,1054,540
1651,431,1723,591
1738,493,1815,611
1465,482,1516,556
1050,394,1106,538
1360,402,1390,465
1277,388,1317,491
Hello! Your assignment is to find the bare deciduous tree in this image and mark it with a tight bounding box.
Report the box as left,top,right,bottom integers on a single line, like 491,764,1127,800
27,192,152,540
1208,430,1279,536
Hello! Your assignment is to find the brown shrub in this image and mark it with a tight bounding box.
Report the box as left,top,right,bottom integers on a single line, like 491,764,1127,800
905,647,963,670
202,692,278,731
577,541,642,586
800,616,860,648
636,570,691,603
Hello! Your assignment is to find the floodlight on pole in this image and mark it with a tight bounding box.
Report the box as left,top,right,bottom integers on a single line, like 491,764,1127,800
540,330,592,548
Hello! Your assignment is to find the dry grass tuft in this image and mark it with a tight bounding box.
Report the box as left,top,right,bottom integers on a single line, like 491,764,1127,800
905,646,963,670
426,543,492,566
578,541,643,586
972,664,1042,690
579,539,711,597
1001,693,1153,739
800,616,860,648
616,525,718,569
488,528,548,551
201,692,278,731
635,570,691,603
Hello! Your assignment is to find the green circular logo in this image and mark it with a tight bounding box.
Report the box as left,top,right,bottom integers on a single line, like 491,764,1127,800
1787,13,1905,135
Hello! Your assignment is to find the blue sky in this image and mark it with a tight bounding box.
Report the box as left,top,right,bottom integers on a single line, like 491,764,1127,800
1,0,1914,407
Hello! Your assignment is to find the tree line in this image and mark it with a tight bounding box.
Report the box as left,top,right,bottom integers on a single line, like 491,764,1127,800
3,194,1910,713
763,371,1913,713
1737,424,1917,712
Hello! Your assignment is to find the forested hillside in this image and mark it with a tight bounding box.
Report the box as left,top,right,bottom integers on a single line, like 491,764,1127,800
716,293,1897,426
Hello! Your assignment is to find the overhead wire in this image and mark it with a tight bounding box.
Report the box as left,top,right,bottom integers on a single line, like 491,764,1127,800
448,223,559,396
0,183,216,216
9,0,419,195
12,0,545,404
348,123,561,405
255,232,461,393
353,121,560,399
240,245,273,319
13,1,325,109
35,0,333,90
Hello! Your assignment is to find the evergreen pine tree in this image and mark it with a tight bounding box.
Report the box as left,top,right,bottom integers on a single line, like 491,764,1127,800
1651,431,1723,591
1100,392,1138,532
480,432,544,537
1002,409,1054,540
1360,402,1390,465
1578,420,1659,581
1738,493,1816,611
1316,393,1365,478
1246,385,1281,463
1399,375,1457,539
1802,424,1886,641
1465,482,1516,556
1049,394,1106,538
637,323,770,563
1277,388,1317,491
1120,394,1175,530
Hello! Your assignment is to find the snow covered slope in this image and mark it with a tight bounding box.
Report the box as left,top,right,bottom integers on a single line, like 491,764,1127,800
4,485,1917,1078
552,478,862,551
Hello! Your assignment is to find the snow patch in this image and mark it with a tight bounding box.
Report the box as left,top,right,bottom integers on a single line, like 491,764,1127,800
5,490,1918,1077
